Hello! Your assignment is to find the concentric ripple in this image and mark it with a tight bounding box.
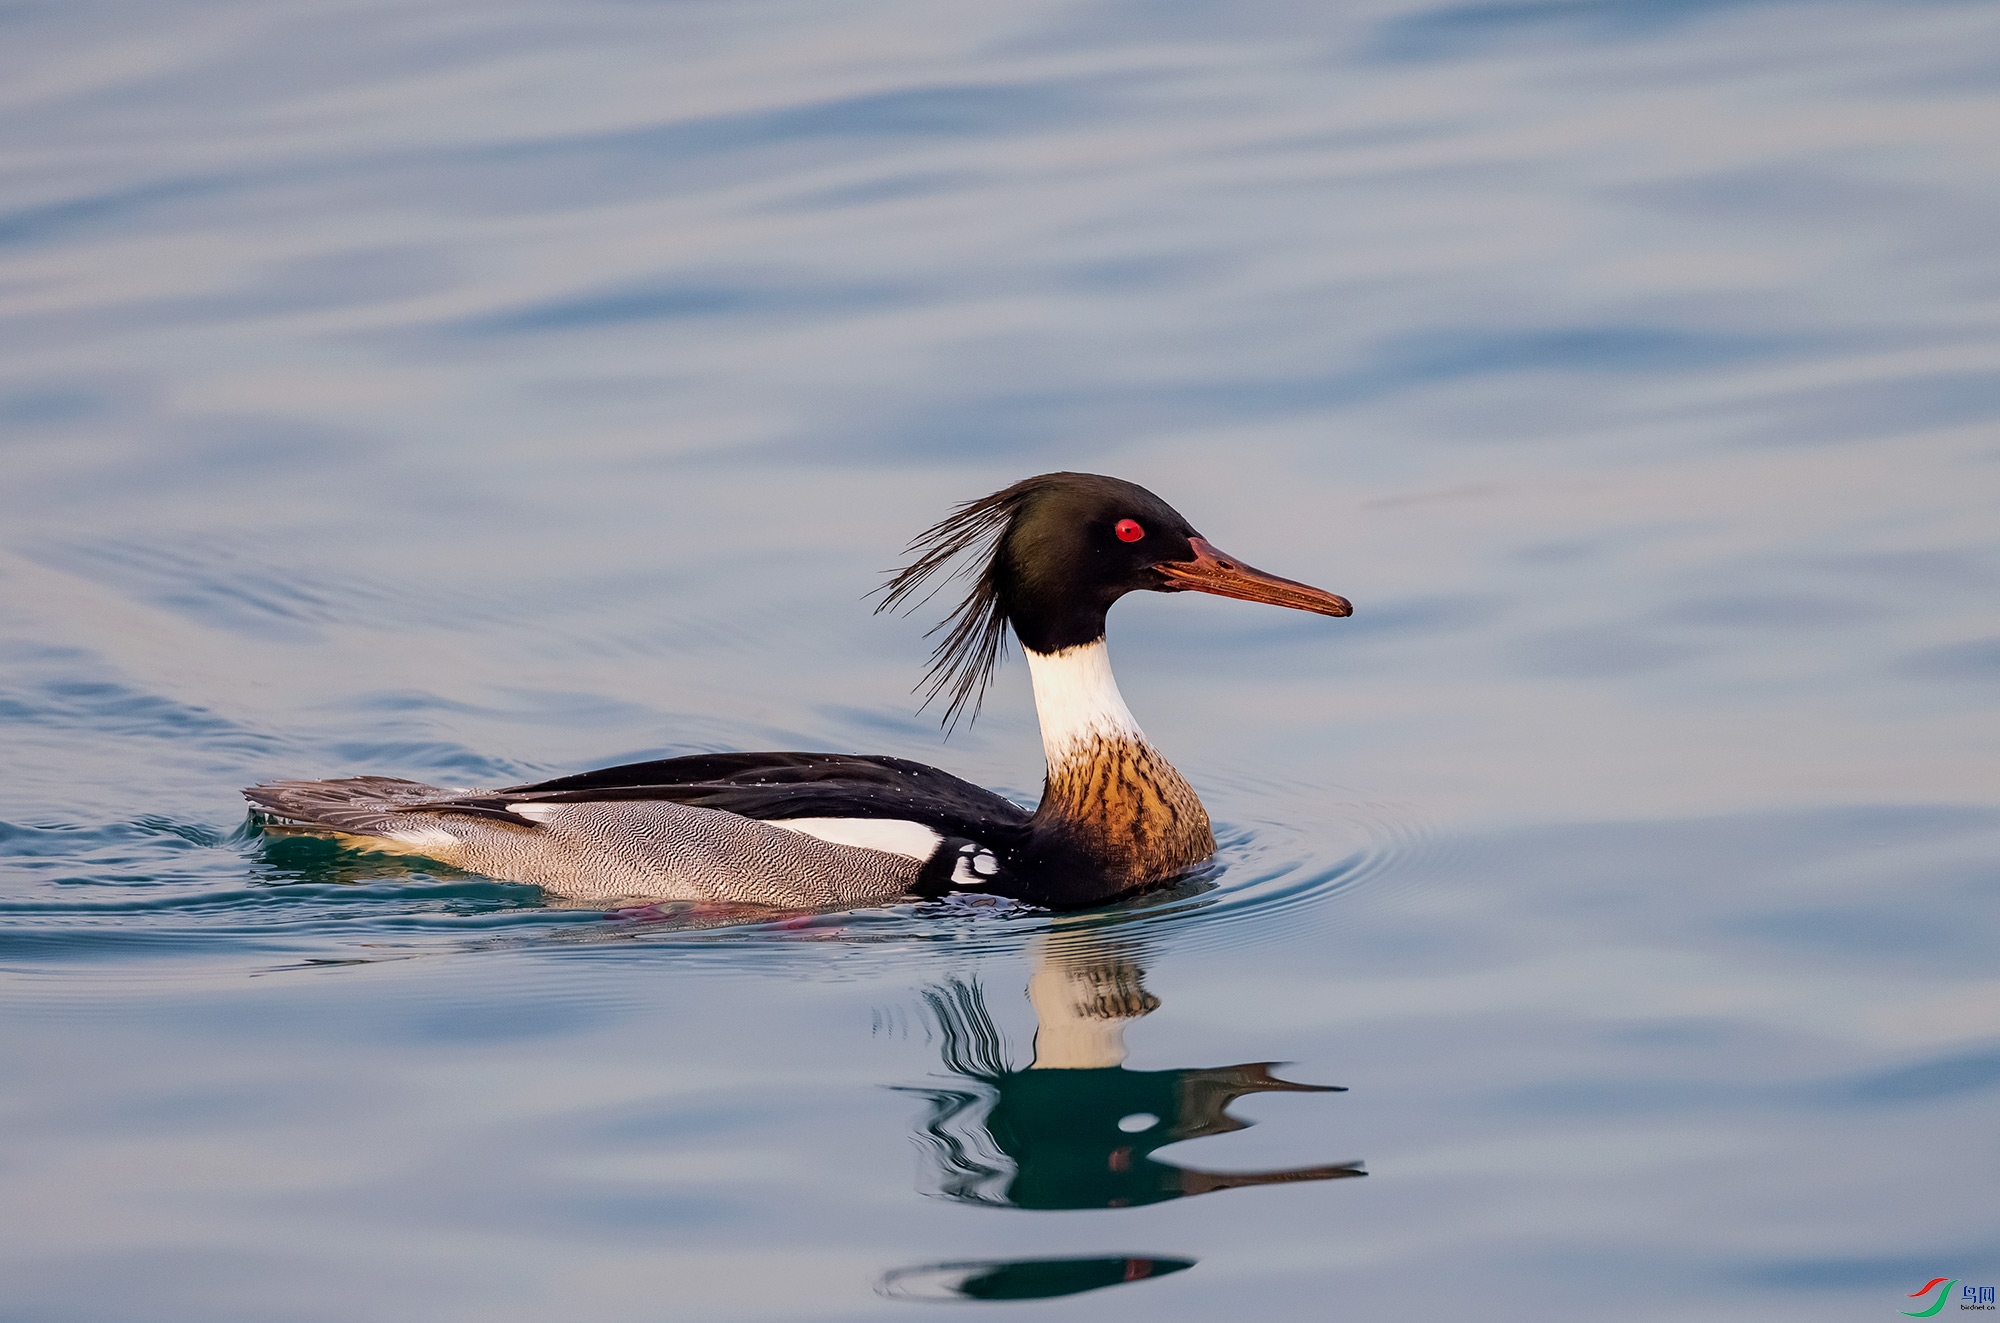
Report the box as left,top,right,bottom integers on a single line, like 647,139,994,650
0,772,1443,981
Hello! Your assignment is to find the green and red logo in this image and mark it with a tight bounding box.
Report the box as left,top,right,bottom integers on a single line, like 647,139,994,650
1904,1279,1957,1317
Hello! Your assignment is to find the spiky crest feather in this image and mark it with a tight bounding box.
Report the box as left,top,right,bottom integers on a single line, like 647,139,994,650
874,475,1059,731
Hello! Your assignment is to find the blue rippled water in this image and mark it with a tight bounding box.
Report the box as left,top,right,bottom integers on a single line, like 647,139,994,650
2,0,1997,1318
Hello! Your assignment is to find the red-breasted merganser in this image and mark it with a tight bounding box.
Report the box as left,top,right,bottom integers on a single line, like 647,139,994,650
245,473,1352,910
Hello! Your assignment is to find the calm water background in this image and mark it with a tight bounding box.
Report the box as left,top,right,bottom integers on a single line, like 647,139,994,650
3,0,1998,1317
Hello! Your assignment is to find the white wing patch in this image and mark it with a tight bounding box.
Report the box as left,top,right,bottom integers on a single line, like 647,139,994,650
950,843,1001,886
506,802,559,823
767,817,943,862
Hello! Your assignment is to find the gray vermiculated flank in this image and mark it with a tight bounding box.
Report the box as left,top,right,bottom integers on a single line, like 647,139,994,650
246,778,921,906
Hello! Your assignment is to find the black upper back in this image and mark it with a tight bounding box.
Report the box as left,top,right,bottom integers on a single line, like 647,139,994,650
489,751,1032,844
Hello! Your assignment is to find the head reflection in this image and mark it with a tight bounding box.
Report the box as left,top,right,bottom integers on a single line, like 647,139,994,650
906,933,1364,1211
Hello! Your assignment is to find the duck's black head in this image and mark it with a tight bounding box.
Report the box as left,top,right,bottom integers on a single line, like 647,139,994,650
877,472,1351,727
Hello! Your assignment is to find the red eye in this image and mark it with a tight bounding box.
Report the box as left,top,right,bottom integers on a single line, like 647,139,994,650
1115,519,1145,542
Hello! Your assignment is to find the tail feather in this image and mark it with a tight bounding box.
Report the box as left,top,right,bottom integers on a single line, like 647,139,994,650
243,776,461,836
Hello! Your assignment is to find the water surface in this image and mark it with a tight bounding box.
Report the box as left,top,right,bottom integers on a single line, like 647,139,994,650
3,0,1998,1317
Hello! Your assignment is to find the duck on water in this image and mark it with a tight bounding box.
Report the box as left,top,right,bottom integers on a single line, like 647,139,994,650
245,473,1352,911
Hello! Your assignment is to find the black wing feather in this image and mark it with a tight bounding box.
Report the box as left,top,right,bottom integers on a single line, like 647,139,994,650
456,752,1032,846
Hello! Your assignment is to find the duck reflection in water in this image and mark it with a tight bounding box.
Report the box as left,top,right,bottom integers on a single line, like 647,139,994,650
904,932,1364,1211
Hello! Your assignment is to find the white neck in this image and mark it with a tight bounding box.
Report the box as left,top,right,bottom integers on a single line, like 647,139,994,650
1025,936,1152,1069
1023,640,1146,770
1027,959,1131,1069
